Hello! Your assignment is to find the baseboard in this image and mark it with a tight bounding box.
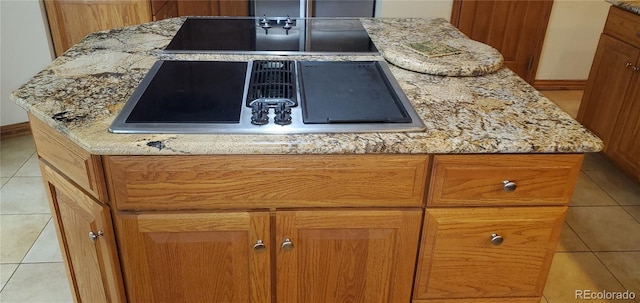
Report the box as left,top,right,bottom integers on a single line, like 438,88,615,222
0,122,32,139
533,80,587,91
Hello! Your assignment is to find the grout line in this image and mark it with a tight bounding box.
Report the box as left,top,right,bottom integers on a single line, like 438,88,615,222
592,251,638,296
18,217,52,265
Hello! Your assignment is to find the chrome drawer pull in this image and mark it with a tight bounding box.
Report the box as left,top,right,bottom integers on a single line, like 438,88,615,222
491,233,504,246
626,62,633,67
253,240,266,253
89,231,103,242
503,180,517,192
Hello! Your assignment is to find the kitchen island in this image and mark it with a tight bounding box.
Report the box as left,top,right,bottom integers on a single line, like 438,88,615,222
13,16,601,303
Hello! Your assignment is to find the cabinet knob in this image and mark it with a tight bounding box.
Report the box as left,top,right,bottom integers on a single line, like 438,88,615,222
626,62,633,68
89,231,103,242
633,66,640,72
490,233,504,246
281,238,294,251
253,240,266,253
502,180,517,192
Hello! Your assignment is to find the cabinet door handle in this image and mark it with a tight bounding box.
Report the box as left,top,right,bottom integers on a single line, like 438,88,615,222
281,238,294,251
89,231,103,242
490,233,504,246
502,180,517,192
633,66,640,72
253,240,266,253
626,62,633,68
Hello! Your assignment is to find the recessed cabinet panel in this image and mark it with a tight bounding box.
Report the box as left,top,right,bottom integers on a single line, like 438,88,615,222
414,207,566,300
116,212,271,303
276,210,422,303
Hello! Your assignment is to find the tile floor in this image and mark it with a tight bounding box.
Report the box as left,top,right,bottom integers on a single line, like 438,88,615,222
0,90,638,303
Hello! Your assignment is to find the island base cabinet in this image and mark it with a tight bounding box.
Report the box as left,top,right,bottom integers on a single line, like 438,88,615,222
413,207,566,301
115,209,422,303
276,210,422,303
115,212,272,303
40,163,125,303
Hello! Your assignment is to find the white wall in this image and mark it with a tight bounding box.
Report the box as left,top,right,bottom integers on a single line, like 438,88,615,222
536,0,610,80
376,0,452,20
1,0,54,126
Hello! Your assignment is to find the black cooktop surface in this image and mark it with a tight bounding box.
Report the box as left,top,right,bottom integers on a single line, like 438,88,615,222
165,17,378,53
124,61,247,123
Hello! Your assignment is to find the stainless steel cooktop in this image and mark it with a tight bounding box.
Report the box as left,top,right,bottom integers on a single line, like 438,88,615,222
109,60,425,134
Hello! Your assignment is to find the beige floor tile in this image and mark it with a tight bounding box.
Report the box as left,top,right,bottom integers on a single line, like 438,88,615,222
0,148,34,178
586,170,640,206
571,172,618,206
540,296,549,303
0,178,8,188
565,206,640,251
0,135,35,150
596,252,640,296
14,153,41,177
23,219,62,263
581,153,618,172
0,263,18,291
0,263,72,303
541,90,583,119
623,206,640,223
544,252,635,303
557,222,590,252
0,177,49,214
0,214,50,263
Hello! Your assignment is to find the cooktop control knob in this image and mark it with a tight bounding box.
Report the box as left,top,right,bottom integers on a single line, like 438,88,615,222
251,103,269,125
274,103,292,125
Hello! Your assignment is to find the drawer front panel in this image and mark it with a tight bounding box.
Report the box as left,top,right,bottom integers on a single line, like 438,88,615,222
604,6,640,49
30,114,106,201
105,155,429,211
428,154,582,207
414,207,566,300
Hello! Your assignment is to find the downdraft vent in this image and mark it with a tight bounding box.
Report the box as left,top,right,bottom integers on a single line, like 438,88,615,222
247,60,297,107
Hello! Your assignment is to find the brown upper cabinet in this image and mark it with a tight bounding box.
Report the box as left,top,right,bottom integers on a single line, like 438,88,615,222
44,0,250,57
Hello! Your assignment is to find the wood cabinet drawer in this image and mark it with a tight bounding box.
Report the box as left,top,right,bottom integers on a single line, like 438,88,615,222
427,154,582,207
413,207,566,300
105,155,429,211
29,114,107,201
604,6,640,49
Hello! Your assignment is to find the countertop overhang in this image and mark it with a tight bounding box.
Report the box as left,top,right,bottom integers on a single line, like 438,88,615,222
11,17,603,155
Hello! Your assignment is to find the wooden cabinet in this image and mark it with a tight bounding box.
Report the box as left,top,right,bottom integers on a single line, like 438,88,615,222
115,209,421,303
44,0,153,56
175,0,249,17
413,154,582,303
116,212,271,303
414,207,565,301
276,210,421,303
578,6,640,183
40,163,125,303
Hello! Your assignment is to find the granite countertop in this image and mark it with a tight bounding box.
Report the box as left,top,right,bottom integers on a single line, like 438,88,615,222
607,0,640,15
11,17,602,155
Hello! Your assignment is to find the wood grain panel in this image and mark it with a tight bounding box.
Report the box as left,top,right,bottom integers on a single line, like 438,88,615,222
104,155,429,211
30,114,107,201
604,6,640,49
577,34,640,150
41,163,125,303
412,297,541,303
276,209,422,303
608,69,640,183
115,211,271,303
413,207,566,300
428,154,582,207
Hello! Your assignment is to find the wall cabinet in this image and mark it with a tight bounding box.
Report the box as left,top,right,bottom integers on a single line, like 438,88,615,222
578,6,640,183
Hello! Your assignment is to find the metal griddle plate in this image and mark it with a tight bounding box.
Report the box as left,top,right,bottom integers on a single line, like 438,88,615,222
298,61,412,124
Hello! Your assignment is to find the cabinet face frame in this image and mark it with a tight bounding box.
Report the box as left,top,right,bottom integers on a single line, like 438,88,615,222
40,162,125,303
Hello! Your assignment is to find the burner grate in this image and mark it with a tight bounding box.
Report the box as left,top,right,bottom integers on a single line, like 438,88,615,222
247,60,297,107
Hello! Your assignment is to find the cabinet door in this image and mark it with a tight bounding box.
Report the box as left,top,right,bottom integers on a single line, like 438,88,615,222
176,0,248,16
116,211,271,303
577,34,640,150
413,207,566,300
276,210,422,303
609,67,640,182
44,0,152,56
41,163,125,303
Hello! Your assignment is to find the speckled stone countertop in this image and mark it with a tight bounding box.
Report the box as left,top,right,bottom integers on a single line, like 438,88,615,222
11,17,602,155
607,0,640,15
